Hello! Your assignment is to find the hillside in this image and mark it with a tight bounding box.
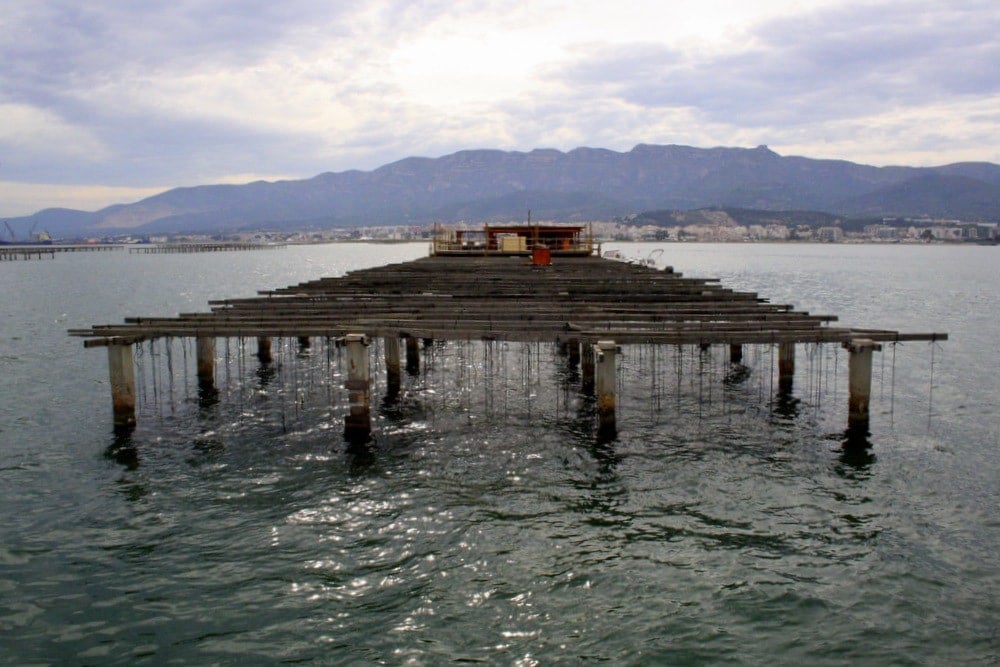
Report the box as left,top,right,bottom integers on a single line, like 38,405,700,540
8,144,999,237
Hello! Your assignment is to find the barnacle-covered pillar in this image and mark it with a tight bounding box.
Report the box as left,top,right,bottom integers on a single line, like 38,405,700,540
729,343,743,364
595,340,619,434
344,334,372,441
256,336,272,364
581,342,595,394
196,336,215,389
405,336,420,376
778,342,795,394
384,335,401,393
845,338,881,435
566,338,580,367
107,343,136,429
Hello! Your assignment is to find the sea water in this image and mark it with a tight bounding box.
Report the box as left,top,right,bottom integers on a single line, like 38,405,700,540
1,242,997,664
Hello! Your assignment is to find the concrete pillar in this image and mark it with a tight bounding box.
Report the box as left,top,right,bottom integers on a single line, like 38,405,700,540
581,342,595,394
256,336,272,364
405,336,420,376
595,340,618,433
196,336,215,388
344,334,372,441
778,342,795,394
384,335,401,392
729,343,743,364
845,338,882,435
107,344,136,429
566,338,580,367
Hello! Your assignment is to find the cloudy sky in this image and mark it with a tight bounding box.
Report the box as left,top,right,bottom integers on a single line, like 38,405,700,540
1,0,997,217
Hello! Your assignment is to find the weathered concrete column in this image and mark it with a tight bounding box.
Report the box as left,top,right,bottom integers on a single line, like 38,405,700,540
405,336,420,376
344,334,372,441
566,338,580,367
729,343,743,364
107,344,136,429
256,336,272,363
595,340,619,433
581,342,595,394
778,342,795,394
384,335,401,393
196,336,215,389
845,338,882,435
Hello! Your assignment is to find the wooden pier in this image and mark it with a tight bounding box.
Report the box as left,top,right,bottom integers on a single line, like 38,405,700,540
70,254,946,441
128,242,285,254
1,246,55,260
1,244,124,260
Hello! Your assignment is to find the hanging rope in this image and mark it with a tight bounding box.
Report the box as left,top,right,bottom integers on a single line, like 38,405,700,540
928,341,938,427
889,342,897,425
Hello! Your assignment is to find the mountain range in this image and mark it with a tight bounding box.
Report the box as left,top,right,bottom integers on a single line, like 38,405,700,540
7,144,1000,238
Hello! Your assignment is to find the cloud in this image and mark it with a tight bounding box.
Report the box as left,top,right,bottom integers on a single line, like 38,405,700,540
551,0,999,127
0,0,996,215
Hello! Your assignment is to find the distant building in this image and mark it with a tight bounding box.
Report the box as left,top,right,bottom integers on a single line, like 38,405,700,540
864,224,898,240
816,226,843,242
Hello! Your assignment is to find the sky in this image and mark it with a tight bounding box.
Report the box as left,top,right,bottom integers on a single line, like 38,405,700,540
1,0,997,217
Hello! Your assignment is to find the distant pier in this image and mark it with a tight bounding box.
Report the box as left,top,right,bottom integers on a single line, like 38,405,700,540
71,248,945,444
1,244,124,260
1,247,55,260
129,242,285,254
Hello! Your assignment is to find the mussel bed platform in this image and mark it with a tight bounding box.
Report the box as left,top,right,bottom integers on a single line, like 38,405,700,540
70,255,945,347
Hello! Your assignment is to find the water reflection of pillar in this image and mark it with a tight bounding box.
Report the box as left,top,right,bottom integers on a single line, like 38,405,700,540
344,333,372,442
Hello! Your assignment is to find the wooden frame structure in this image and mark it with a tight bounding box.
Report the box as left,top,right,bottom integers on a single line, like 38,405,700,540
70,255,946,439
431,224,595,256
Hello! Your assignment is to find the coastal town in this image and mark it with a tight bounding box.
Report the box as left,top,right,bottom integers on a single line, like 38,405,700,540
134,217,998,246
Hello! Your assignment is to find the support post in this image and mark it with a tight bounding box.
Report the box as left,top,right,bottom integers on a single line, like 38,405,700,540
778,342,795,394
384,335,401,393
844,338,881,435
729,343,743,364
344,334,372,441
107,344,136,429
566,338,580,367
595,340,618,434
581,342,595,394
405,336,420,376
196,336,215,389
256,336,272,364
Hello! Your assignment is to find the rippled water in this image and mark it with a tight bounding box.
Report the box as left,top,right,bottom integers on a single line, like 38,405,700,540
1,242,997,664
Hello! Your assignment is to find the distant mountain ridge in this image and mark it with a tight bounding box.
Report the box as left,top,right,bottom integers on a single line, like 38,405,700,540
8,144,999,237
